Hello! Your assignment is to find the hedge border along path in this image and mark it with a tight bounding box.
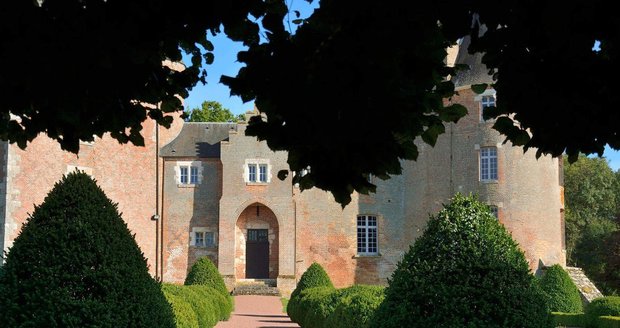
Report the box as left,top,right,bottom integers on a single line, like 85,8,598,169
215,295,299,328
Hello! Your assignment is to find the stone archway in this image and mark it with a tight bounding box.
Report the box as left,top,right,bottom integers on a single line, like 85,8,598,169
234,203,279,279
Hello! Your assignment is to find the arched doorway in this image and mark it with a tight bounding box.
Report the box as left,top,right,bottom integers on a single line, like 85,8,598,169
235,203,279,279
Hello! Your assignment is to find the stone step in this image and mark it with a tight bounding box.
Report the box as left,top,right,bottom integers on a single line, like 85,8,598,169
235,279,277,287
232,284,281,296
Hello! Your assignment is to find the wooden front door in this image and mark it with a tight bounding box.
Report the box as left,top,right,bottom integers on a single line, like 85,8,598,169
246,229,269,278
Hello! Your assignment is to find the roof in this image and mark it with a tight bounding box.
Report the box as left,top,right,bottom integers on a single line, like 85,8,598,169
159,122,238,158
451,36,494,88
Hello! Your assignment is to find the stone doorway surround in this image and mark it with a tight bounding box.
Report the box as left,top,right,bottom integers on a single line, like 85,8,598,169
219,198,297,297
235,204,279,279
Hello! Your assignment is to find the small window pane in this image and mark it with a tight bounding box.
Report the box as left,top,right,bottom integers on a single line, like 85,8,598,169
190,166,199,184
480,147,498,181
248,164,257,182
259,164,268,182
195,232,204,247
205,232,215,246
489,206,499,219
180,167,188,184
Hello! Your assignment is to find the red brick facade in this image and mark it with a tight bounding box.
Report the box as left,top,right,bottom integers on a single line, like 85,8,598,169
0,88,565,297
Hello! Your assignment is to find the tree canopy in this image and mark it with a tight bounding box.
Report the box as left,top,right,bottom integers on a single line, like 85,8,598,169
186,101,243,123
1,0,617,205
564,155,619,294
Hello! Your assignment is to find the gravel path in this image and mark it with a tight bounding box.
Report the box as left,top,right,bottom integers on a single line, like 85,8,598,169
215,295,300,328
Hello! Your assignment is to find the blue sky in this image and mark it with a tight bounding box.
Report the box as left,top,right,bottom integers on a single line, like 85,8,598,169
180,5,620,172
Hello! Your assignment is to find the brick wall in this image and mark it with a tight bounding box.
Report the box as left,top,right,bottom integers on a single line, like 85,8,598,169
1,116,183,274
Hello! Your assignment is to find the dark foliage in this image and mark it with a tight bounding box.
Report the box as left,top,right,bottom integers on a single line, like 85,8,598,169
585,297,620,327
371,194,552,328
564,156,619,294
287,262,334,324
0,172,175,327
538,264,583,313
605,231,620,294
1,1,618,204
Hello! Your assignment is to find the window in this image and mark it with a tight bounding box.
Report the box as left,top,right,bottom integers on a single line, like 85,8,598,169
180,167,189,184
489,205,499,219
205,232,215,246
195,231,205,247
480,147,498,181
245,159,270,184
190,166,199,184
248,164,257,182
259,164,268,183
177,162,202,185
191,228,215,247
480,95,496,122
357,215,378,255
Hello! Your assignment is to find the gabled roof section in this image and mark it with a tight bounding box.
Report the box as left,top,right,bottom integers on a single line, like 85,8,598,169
159,122,238,158
451,36,494,88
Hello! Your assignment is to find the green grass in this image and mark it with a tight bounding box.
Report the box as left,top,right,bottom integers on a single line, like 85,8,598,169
281,298,289,313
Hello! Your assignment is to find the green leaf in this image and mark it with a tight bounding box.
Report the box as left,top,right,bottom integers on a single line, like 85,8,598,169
471,83,488,94
439,104,468,123
421,123,445,147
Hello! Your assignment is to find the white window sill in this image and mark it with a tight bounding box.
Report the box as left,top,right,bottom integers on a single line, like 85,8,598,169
177,183,198,188
480,180,498,184
191,244,216,249
246,182,269,186
353,253,381,258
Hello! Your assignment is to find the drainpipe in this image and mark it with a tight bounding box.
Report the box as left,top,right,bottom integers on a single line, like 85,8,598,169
160,160,166,281
155,123,159,280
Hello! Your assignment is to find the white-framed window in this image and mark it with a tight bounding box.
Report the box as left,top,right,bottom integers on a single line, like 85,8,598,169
480,147,498,181
474,89,497,122
176,161,203,186
190,166,199,184
489,205,499,219
195,231,205,246
259,164,268,182
357,215,378,255
245,159,270,184
248,164,257,182
480,95,496,121
180,166,189,184
191,228,215,247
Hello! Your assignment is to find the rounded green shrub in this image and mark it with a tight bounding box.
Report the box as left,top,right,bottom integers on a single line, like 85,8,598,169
585,296,620,327
287,262,334,324
184,257,229,296
326,285,385,328
371,194,552,328
187,285,233,321
163,284,218,327
162,289,200,328
538,264,583,313
297,287,341,328
0,172,175,327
